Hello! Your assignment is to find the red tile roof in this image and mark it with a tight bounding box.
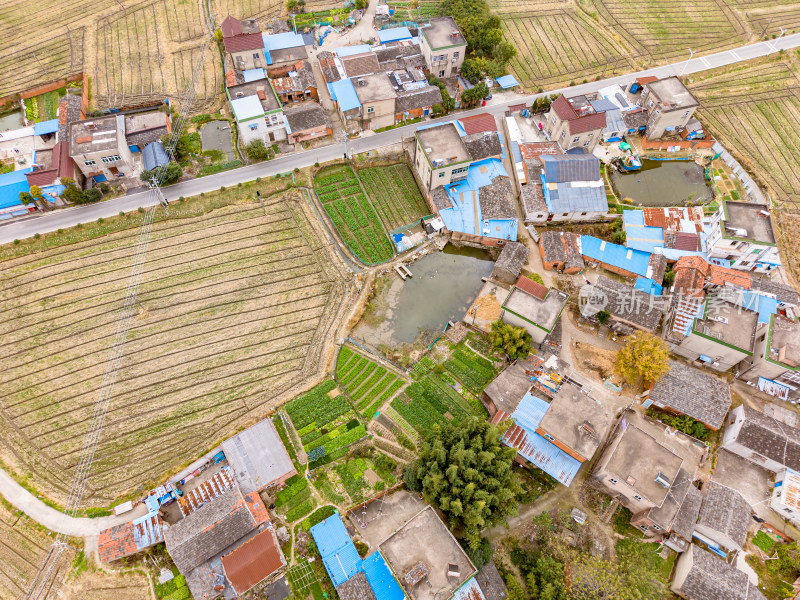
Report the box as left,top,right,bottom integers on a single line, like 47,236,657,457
568,112,607,135
26,142,74,187
98,522,138,563
490,410,508,425
222,528,284,595
515,276,549,300
636,76,658,86
674,232,700,251
460,113,497,135
550,95,574,120
642,206,703,233
224,32,264,54
244,491,270,525
221,15,243,38
225,69,237,87
709,264,751,289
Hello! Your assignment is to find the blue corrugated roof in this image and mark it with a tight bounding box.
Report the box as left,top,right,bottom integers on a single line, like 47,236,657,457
544,179,607,213
580,235,651,277
623,209,645,226
504,393,582,486
378,27,411,43
230,95,265,121
589,99,617,113
335,44,372,57
634,277,663,296
741,290,778,324
263,31,305,51
243,68,266,82
625,225,664,253
363,552,406,600
496,75,519,89
0,167,32,210
34,119,59,135
142,141,169,172
311,513,363,587
331,78,361,112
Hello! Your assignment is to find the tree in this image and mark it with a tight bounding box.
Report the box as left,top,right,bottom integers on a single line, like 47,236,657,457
615,331,670,386
403,417,523,548
355,0,366,8
463,537,493,570
29,185,43,201
461,82,489,107
570,555,624,600
140,161,183,186
19,191,33,205
596,310,610,325
81,188,102,204
244,139,272,161
61,179,83,205
611,230,626,245
663,270,676,286
504,574,525,600
489,320,532,361
461,58,481,84
527,272,544,285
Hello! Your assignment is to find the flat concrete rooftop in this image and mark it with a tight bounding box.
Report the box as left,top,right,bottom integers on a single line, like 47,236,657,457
502,286,568,331
723,201,776,244
647,77,699,109
69,116,120,155
418,122,470,166
228,79,281,112
346,490,425,550
537,382,616,461
353,72,397,104
379,506,474,600
695,300,759,353
421,17,466,49
770,317,800,366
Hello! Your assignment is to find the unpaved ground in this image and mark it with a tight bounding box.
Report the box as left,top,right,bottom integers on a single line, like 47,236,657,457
0,191,349,507
59,568,151,600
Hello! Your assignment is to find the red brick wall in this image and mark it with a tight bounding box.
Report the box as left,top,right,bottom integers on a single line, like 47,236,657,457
397,107,424,122
641,136,715,150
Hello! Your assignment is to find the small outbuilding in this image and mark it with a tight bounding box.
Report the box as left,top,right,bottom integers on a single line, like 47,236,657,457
491,241,529,285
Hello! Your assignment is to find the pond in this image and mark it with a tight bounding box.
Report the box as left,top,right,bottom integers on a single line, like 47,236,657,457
0,110,22,132
611,159,712,207
354,245,494,348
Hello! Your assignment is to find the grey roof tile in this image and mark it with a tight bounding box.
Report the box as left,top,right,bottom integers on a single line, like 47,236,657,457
697,481,750,548
649,361,731,429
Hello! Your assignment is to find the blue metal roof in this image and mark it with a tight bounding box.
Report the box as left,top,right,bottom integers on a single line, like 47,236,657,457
580,235,651,277
331,78,361,112
243,68,266,82
634,277,663,296
378,27,411,43
624,225,664,253
262,31,305,51
740,290,778,324
504,393,582,486
0,167,32,210
541,154,600,182
335,44,372,57
362,552,406,600
230,95,265,121
623,209,645,226
495,75,519,89
589,99,617,113
141,141,169,172
34,119,59,135
544,179,607,213
311,512,363,587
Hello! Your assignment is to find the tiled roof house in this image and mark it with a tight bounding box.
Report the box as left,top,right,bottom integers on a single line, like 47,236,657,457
695,481,750,551
721,404,800,473
671,545,766,600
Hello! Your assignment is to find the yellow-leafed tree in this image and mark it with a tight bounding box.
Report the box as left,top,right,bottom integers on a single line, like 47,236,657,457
615,331,670,387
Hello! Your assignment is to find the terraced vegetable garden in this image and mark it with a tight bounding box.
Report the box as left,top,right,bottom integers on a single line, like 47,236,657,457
285,380,367,469
276,473,316,522
390,343,494,436
358,165,431,230
336,345,406,419
314,165,394,264
0,189,347,506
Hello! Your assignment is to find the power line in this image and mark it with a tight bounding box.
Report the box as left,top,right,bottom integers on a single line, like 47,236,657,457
19,38,211,600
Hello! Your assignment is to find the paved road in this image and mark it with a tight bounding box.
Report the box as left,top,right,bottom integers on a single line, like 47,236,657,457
2,34,800,245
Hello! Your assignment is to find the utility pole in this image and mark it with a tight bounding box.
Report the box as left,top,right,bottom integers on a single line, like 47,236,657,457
679,48,695,77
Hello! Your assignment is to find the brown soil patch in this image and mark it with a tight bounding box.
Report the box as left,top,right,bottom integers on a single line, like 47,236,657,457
472,293,502,321
60,568,151,600
572,342,618,380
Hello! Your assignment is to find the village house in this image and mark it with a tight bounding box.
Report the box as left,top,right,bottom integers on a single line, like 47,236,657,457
284,103,332,145
771,468,800,527
543,95,607,152
644,360,732,430
694,481,751,552
69,116,136,183
340,51,381,79
579,275,664,335
517,141,561,223
640,76,700,139
630,475,702,553
721,404,800,474
524,153,608,223
491,241,529,285
352,73,397,130
227,77,286,144
124,111,170,153
419,17,467,78
579,235,668,282
500,277,569,346
270,60,317,104
395,85,442,123
739,315,800,402
221,419,296,493
705,201,781,273
591,409,705,525
481,360,535,419
671,544,766,600
262,31,307,68
538,230,584,273
220,16,267,72
622,206,704,255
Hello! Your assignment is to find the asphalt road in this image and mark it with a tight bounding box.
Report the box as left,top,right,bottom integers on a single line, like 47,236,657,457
2,33,799,245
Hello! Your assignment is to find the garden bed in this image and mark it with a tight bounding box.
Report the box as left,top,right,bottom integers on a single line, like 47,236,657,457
336,345,406,420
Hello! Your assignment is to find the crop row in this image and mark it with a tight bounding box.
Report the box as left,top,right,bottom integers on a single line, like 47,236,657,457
351,367,389,401
344,363,378,395
285,380,348,430
360,379,405,419
406,377,470,422
338,355,368,382
444,347,496,393
391,393,449,435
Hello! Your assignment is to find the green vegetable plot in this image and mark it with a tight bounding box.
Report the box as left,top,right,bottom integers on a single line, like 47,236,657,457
359,164,431,230
336,345,406,419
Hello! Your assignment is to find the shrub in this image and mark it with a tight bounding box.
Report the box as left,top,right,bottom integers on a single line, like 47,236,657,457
138,206,145,213
308,446,326,461
13,239,19,245
99,182,111,194
97,217,104,224
244,139,272,161
527,272,544,285
81,188,102,204
119,211,125,216
33,233,40,239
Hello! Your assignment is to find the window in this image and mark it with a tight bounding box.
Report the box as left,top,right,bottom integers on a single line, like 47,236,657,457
249,123,258,130
101,155,119,163
572,136,580,142
562,213,568,217
543,433,554,441
587,133,593,139
648,100,654,108
367,106,374,114
633,494,643,501
609,478,618,485
452,167,468,175
682,110,690,118
84,159,96,166
640,525,649,531
439,171,446,178
652,524,661,531
453,52,459,59
560,131,566,140
439,70,445,77
581,212,587,216
583,140,591,147
253,53,259,59
551,117,556,125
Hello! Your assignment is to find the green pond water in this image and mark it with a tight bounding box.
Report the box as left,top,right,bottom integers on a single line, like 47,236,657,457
612,159,712,207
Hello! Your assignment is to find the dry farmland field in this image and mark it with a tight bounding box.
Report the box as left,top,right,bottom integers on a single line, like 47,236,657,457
0,189,349,508
687,55,800,282
0,499,69,599
483,0,800,90
59,568,150,600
